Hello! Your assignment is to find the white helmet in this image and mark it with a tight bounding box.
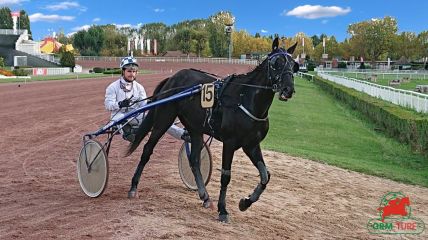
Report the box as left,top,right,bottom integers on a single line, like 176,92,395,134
120,56,139,69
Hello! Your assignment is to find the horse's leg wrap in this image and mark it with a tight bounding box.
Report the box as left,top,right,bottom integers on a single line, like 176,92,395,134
257,161,269,185
249,184,265,202
239,161,270,211
218,169,231,221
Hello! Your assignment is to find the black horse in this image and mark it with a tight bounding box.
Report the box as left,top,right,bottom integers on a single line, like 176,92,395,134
127,37,298,222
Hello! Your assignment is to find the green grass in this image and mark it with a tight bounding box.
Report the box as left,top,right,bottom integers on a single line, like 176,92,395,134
0,69,154,84
329,72,428,91
263,77,428,187
0,73,108,83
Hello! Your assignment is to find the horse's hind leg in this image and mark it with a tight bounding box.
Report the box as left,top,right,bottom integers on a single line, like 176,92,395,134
239,144,270,211
128,114,177,198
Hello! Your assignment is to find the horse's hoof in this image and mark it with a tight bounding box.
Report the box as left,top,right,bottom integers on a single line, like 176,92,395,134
218,214,230,223
128,190,138,199
203,199,214,209
239,198,251,211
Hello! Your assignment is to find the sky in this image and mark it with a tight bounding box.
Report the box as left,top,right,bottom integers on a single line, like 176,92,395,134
1,0,427,42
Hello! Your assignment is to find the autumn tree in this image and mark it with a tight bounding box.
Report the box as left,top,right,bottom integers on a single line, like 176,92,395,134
207,11,234,57
292,32,315,60
348,16,398,65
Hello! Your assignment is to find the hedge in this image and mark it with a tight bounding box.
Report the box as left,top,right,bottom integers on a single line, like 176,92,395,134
103,68,121,74
93,67,105,73
313,75,428,154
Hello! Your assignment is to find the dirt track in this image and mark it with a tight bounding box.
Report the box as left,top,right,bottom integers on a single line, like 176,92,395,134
0,65,427,239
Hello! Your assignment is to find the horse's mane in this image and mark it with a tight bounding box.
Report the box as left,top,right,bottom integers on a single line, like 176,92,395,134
234,57,268,80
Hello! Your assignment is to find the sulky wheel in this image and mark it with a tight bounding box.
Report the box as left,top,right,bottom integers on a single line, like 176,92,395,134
77,139,109,197
178,142,212,191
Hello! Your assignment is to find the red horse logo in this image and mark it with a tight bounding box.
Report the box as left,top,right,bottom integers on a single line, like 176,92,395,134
377,197,410,222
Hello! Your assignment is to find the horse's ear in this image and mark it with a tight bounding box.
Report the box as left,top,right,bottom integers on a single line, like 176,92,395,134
272,37,279,51
287,42,298,54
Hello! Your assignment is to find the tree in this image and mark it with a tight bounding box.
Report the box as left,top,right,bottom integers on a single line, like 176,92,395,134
392,32,420,61
292,32,315,60
207,11,234,57
0,7,13,29
417,31,428,61
139,22,168,54
232,31,271,58
73,25,105,56
99,25,127,56
18,10,31,39
191,30,208,57
348,16,398,65
57,30,72,45
60,51,75,70
174,28,192,56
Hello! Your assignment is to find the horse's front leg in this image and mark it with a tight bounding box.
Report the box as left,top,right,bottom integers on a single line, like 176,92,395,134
239,144,270,211
128,128,166,198
188,134,213,209
217,143,235,223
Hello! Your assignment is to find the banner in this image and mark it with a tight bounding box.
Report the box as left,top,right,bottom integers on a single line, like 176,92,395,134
33,68,47,76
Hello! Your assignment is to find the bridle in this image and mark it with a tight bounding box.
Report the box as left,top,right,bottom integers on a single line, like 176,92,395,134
233,49,296,122
223,50,295,92
267,49,295,92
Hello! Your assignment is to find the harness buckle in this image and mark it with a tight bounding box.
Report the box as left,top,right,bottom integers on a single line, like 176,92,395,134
272,84,278,92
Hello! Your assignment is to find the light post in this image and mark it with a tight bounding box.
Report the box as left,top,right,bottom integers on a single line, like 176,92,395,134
322,37,328,60
225,17,235,61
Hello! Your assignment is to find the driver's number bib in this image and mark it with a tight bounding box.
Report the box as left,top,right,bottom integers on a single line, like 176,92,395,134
201,83,214,108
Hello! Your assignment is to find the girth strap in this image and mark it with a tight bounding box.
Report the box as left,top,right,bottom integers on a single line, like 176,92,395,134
238,104,268,121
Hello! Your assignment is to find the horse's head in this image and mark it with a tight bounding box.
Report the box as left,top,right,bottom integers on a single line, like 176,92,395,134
267,37,299,101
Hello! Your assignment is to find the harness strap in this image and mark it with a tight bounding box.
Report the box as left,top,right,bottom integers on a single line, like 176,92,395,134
238,104,268,121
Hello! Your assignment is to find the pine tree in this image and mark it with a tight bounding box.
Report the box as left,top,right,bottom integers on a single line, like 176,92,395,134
0,7,13,29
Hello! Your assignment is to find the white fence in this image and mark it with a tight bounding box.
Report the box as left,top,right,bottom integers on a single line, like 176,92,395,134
75,56,258,65
318,72,428,113
31,67,71,75
0,29,26,35
297,72,314,81
320,69,428,80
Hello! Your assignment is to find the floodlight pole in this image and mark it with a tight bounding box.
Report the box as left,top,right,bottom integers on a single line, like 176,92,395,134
225,24,233,62
229,31,233,61
225,17,235,62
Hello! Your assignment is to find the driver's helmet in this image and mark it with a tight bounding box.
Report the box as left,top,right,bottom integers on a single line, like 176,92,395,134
120,56,139,69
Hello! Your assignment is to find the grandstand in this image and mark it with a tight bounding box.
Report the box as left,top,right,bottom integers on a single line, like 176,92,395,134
0,29,60,68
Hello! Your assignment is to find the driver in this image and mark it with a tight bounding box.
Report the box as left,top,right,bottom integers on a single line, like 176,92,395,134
104,56,190,142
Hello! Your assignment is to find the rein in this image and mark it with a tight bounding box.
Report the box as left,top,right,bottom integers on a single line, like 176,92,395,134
234,50,294,122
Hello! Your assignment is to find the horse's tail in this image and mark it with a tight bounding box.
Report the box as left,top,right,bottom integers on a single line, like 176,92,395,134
126,78,169,156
